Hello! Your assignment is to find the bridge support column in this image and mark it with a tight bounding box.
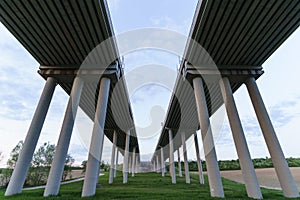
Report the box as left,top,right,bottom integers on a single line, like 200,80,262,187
155,160,157,172
193,77,224,198
114,148,119,178
156,155,160,173
109,130,117,184
135,155,138,174
194,132,204,184
245,77,299,198
129,153,132,174
80,77,110,197
220,77,262,199
161,148,165,177
132,147,136,177
152,160,155,171
5,77,57,196
123,130,130,183
44,77,84,196
181,132,190,184
169,129,176,184
177,149,183,177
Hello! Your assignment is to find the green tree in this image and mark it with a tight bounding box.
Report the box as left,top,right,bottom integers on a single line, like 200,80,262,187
29,142,75,183
7,141,23,169
32,142,55,167
81,160,87,173
0,151,3,174
3,141,76,186
99,160,110,172
26,142,56,185
0,151,6,187
0,141,23,187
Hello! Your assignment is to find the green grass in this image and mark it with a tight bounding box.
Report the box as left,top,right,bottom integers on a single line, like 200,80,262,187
0,172,298,199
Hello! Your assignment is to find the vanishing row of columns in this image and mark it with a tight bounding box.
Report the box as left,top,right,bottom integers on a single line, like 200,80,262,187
5,76,139,197
4,74,299,199
109,131,139,184
153,131,203,183
153,76,299,199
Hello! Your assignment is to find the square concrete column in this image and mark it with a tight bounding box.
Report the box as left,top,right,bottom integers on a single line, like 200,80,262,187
220,77,262,199
161,148,165,177
194,132,204,184
181,132,190,184
177,149,183,177
109,130,117,184
193,77,224,198
114,148,119,178
132,147,136,177
123,129,131,183
44,76,84,197
169,129,176,184
245,77,299,198
5,77,57,196
81,77,111,197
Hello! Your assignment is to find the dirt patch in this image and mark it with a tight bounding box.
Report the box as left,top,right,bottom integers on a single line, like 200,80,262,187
69,169,84,179
220,167,300,190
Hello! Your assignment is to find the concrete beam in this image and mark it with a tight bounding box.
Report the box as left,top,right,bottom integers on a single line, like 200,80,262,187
129,153,132,174
5,77,57,196
123,130,130,183
181,132,190,184
81,77,111,197
44,76,84,196
193,77,224,198
194,132,204,184
161,148,165,177
220,77,262,199
132,147,136,177
114,148,119,178
156,155,160,173
109,130,117,184
245,77,299,198
169,129,176,184
177,149,183,177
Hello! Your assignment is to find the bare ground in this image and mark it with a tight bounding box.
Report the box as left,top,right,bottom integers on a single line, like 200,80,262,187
220,167,300,190
69,169,84,179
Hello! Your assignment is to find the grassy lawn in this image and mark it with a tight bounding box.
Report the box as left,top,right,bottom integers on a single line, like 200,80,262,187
0,172,297,199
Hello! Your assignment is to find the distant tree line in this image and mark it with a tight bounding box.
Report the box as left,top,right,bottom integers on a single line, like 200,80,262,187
81,160,110,173
165,157,300,172
0,141,74,188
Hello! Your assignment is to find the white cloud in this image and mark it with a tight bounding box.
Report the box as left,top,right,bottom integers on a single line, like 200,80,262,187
0,106,117,167
0,23,43,122
0,3,299,170
276,116,300,158
0,117,62,167
150,16,191,35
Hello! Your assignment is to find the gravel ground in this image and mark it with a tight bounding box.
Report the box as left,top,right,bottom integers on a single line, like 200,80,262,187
220,167,300,190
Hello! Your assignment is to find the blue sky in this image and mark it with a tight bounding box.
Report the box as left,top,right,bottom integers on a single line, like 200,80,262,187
0,0,300,166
